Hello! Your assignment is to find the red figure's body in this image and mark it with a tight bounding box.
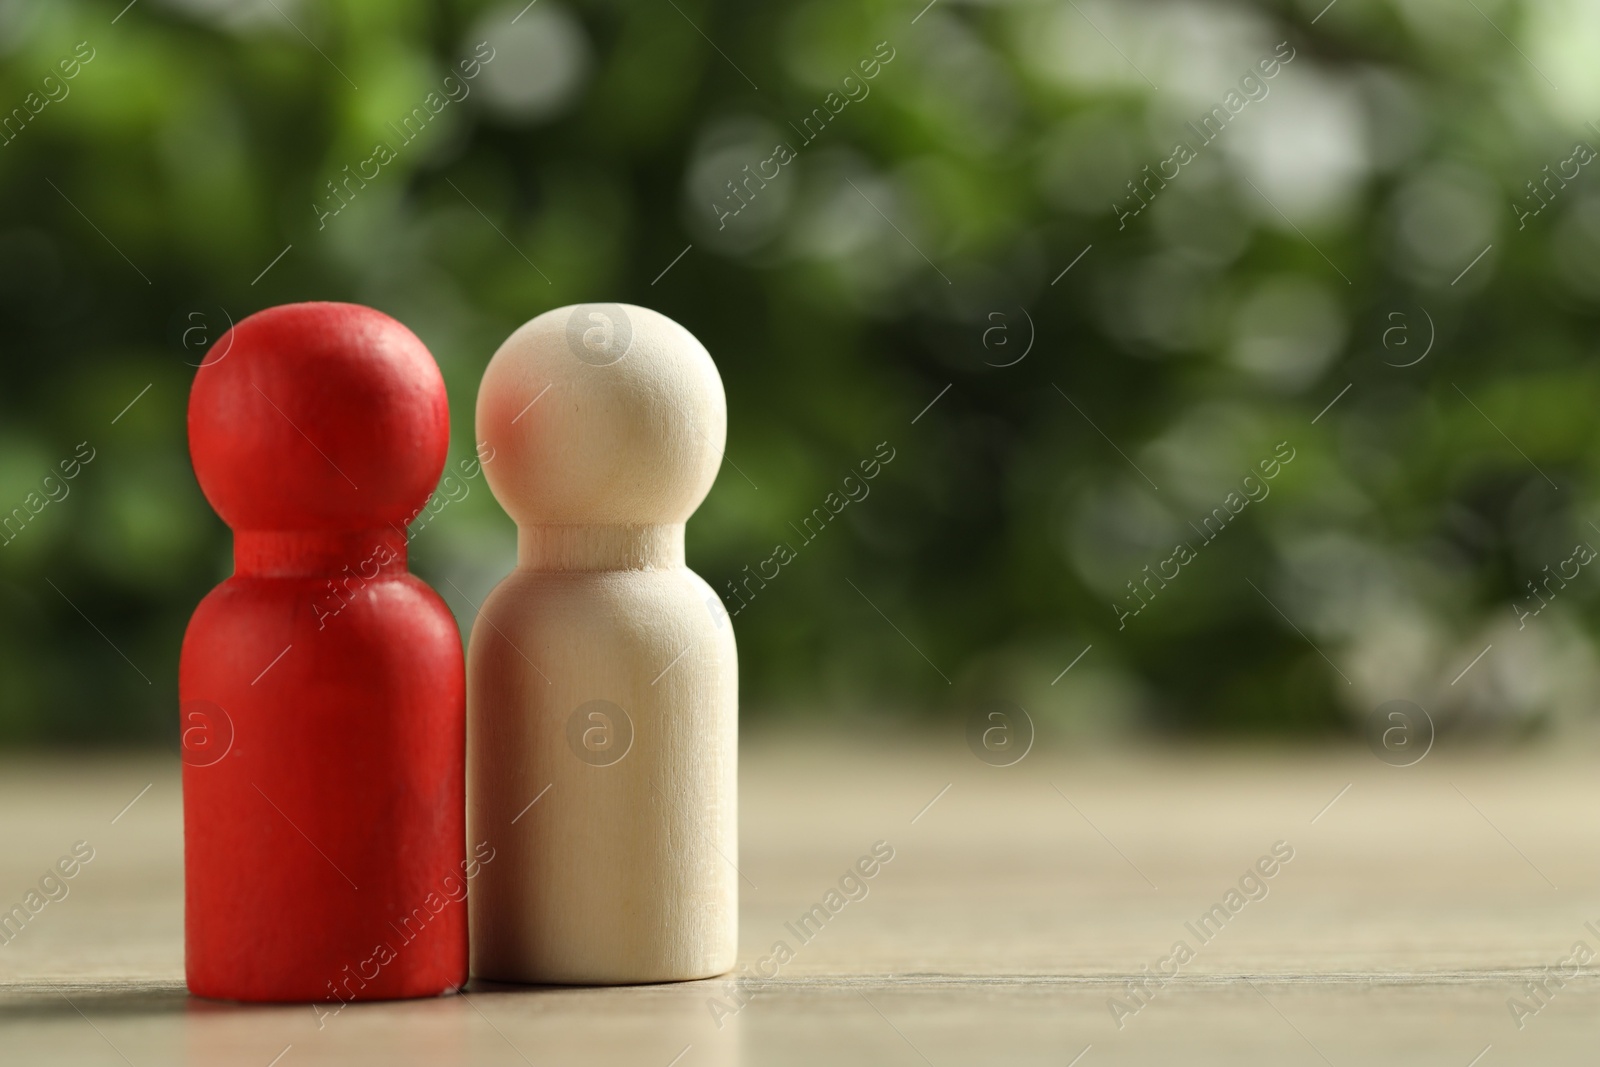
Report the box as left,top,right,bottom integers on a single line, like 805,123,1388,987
181,302,466,1002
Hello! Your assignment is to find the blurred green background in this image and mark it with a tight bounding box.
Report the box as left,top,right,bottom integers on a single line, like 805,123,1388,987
2,0,1598,747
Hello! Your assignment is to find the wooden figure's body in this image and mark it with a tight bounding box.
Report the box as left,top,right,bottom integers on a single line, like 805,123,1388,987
182,302,467,1002
468,304,737,984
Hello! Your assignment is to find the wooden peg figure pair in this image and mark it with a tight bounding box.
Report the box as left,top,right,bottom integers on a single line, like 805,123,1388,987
181,301,737,1001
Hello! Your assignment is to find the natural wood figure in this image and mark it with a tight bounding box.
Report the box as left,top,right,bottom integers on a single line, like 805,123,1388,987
468,303,738,984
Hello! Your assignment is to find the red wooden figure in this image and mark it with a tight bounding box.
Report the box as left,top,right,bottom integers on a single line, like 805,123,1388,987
181,302,467,1003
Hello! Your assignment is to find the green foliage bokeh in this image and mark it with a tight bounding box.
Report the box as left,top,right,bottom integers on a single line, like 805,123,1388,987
1,0,1597,745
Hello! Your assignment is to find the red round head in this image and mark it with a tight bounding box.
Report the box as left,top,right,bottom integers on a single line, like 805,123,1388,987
189,302,449,532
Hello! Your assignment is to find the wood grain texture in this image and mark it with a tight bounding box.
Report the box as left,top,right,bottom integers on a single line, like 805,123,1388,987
467,304,738,984
5,743,1600,1062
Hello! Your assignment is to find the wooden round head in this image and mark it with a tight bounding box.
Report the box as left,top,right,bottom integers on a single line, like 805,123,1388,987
189,302,450,532
475,303,725,527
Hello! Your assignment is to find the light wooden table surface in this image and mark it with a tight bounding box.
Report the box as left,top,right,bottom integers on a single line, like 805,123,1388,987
3,734,1599,1064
